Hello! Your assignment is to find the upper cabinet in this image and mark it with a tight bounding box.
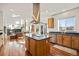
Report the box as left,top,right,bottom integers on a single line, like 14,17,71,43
48,18,54,28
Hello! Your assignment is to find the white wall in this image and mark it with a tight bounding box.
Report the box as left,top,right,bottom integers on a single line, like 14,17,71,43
0,11,3,31
41,7,79,32
53,7,79,32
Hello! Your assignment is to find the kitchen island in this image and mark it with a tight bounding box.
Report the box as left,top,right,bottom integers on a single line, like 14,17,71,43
25,34,51,56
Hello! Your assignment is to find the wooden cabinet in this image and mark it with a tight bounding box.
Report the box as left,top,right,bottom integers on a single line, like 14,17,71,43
48,18,54,28
35,40,47,56
26,37,50,56
57,34,63,45
46,39,50,55
77,51,79,56
25,37,30,51
56,34,79,50
72,36,79,49
63,35,72,47
29,39,36,55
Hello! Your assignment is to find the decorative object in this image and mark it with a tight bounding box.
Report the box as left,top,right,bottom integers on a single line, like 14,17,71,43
48,18,54,28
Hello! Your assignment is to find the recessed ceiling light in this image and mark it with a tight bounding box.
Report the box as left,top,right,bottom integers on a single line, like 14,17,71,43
15,21,20,24
62,10,66,12
11,14,20,17
10,9,14,11
26,20,28,22
46,10,48,13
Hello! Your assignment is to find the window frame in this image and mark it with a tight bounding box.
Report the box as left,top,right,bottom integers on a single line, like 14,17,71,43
58,16,76,32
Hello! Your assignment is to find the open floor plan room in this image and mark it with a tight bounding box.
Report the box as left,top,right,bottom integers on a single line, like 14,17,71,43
0,3,79,56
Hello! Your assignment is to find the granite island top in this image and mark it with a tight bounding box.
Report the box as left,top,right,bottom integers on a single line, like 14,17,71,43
25,33,51,40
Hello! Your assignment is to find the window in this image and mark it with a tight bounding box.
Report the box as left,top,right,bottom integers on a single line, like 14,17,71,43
58,17,76,32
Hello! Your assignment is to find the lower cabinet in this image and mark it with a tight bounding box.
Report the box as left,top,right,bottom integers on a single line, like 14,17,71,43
72,36,79,50
25,37,30,51
29,39,36,55
54,34,79,55
63,35,72,48
56,34,79,50
28,38,50,56
57,34,63,45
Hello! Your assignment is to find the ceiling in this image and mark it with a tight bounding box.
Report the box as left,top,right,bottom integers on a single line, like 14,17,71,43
1,3,33,25
0,3,79,25
40,3,79,18
2,3,33,18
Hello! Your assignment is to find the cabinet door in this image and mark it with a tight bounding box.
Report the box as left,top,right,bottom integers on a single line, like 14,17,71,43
72,36,79,49
36,39,50,56
46,39,50,56
25,38,30,51
63,35,72,47
29,39,36,55
57,34,63,45
36,40,45,56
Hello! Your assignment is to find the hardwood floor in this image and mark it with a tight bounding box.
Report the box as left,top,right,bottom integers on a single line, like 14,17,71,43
50,45,73,56
0,39,74,56
0,40,26,56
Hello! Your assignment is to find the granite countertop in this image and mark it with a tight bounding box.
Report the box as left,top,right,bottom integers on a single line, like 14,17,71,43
25,33,51,40
49,31,79,35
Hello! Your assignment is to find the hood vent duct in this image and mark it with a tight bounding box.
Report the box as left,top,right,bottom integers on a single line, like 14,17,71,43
32,3,40,23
